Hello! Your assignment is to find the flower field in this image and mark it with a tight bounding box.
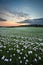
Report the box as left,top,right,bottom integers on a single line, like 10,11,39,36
0,27,43,65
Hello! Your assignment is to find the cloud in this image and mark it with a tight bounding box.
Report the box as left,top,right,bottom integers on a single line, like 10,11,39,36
0,18,7,21
17,18,43,25
0,7,30,22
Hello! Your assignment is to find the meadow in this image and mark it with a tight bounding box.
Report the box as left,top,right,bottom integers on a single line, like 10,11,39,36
0,27,43,65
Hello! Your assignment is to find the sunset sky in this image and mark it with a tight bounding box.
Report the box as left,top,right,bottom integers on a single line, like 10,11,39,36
0,0,43,26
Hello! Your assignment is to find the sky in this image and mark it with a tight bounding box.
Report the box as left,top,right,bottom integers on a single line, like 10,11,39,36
0,0,43,26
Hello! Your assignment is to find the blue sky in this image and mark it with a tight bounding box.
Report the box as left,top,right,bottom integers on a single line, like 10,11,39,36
0,0,43,26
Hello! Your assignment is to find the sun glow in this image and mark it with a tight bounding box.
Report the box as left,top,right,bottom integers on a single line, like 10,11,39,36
0,21,27,26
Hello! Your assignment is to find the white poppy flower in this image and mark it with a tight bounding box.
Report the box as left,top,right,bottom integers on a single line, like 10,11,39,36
1,56,5,60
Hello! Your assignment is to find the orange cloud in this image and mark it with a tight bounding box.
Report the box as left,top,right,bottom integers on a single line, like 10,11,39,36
0,21,27,26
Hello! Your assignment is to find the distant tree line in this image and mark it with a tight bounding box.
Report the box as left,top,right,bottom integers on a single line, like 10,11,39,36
0,25,43,28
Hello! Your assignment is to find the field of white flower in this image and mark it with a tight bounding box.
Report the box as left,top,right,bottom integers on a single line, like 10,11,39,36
0,27,43,65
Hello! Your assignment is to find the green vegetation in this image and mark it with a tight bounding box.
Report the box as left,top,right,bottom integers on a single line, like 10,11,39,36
0,27,43,65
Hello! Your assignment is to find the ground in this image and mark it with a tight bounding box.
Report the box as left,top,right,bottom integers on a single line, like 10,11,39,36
0,27,43,65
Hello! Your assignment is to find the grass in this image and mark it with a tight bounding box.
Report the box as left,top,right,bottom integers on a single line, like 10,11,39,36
0,27,43,65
